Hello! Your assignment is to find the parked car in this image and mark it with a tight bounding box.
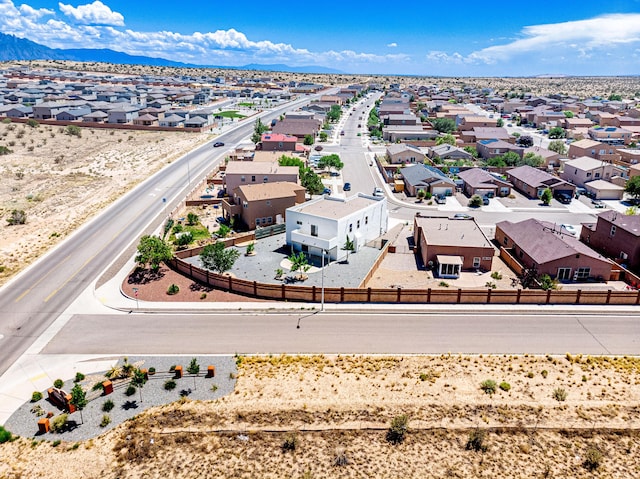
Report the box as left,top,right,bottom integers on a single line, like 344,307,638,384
213,141,225,147
434,194,446,204
482,196,490,205
340,130,345,136
591,198,605,208
373,187,384,197
453,213,473,220
555,192,572,204
343,182,351,191
561,224,578,236
322,187,332,195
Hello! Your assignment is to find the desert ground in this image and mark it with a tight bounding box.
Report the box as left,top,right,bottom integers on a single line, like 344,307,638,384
1,354,639,478
0,120,211,286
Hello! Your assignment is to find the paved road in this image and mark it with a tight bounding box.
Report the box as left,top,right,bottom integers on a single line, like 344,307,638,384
43,311,640,355
0,93,328,376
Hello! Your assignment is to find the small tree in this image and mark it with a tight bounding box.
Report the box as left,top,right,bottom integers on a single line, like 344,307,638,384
435,134,456,146
548,126,565,139
130,368,147,402
431,118,455,133
516,135,534,147
548,140,567,155
625,175,640,200
200,242,240,273
186,212,199,226
417,189,427,202
187,357,200,389
386,414,409,444
135,235,172,272
216,224,231,238
496,118,504,127
319,131,328,142
303,134,314,145
174,231,193,248
288,251,311,277
341,236,355,263
469,195,483,207
162,218,174,240
70,384,87,424
65,125,82,137
540,188,553,205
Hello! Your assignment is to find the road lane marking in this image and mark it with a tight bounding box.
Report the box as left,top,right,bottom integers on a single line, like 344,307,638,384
15,254,72,302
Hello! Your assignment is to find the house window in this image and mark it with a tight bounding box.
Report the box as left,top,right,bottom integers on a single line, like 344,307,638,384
595,172,600,178
519,250,523,258
311,224,318,237
620,251,628,260
586,172,591,177
575,267,590,279
267,217,273,224
557,267,572,281
357,220,360,228
296,220,302,225
349,223,353,233
473,257,481,268
243,201,248,208
251,175,256,182
241,176,246,182
365,216,368,225
599,150,606,155
610,225,616,236
256,218,261,225
503,237,508,246
263,176,268,182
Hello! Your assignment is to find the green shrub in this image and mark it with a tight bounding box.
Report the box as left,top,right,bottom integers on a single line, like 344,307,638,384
53,379,64,389
466,428,487,452
164,380,177,390
480,379,497,395
541,370,549,378
583,446,603,471
526,371,534,378
438,281,449,287
74,372,85,383
553,388,568,402
491,271,503,280
51,414,68,433
499,381,511,392
125,385,136,396
31,391,43,402
100,414,111,428
148,367,156,375
167,284,180,295
102,400,114,412
386,414,409,444
52,440,61,447
92,381,105,392
282,433,298,452
169,365,176,372
0,426,13,444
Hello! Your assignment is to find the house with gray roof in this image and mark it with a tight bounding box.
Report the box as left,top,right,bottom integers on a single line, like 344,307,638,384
506,165,575,199
496,218,613,282
386,143,426,164
400,164,456,197
429,144,472,162
457,168,512,198
476,139,524,160
107,104,140,124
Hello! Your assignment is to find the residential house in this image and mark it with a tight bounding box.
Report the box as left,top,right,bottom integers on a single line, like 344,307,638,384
224,161,299,194
261,133,298,152
580,210,640,272
221,181,306,229
567,139,621,163
496,218,613,281
272,118,321,140
506,165,575,199
583,180,625,200
286,193,388,262
561,156,617,186
413,215,495,278
107,104,140,124
457,168,512,197
382,125,437,142
55,107,90,121
0,105,32,118
158,114,184,127
588,126,632,146
618,148,640,166
386,143,426,165
456,115,497,130
523,146,561,168
400,164,456,197
476,139,524,159
459,127,511,143
81,110,109,123
429,144,473,162
383,113,420,126
133,113,159,126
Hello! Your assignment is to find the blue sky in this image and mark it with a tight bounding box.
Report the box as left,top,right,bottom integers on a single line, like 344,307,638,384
1,0,640,76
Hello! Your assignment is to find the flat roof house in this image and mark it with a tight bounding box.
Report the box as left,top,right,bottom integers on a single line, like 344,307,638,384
413,215,495,278
286,193,388,262
496,218,614,282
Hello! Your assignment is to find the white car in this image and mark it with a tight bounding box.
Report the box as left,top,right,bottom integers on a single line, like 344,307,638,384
373,187,384,197
561,224,577,236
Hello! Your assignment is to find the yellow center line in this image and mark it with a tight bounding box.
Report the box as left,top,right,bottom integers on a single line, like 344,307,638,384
15,255,72,303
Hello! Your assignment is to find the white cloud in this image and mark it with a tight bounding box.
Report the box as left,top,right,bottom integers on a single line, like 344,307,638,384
19,4,54,18
426,50,465,64
387,42,397,48
58,1,124,26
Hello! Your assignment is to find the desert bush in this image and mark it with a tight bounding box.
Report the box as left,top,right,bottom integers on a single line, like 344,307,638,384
167,284,180,295
541,369,549,378
74,372,85,383
480,379,497,395
148,367,156,375
0,426,13,444
333,448,350,466
92,381,105,392
52,440,61,447
282,433,298,452
499,381,511,392
0,145,12,155
53,379,64,389
31,391,43,402
466,428,488,452
386,414,409,444
65,125,82,137
125,385,136,396
438,281,449,287
164,380,177,390
51,414,68,433
7,209,26,225
553,388,568,402
583,446,603,471
200,293,207,300
102,400,114,412
26,119,39,128
100,414,111,428
490,271,502,280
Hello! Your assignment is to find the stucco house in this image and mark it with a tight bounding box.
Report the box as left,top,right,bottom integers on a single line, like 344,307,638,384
496,218,614,282
400,164,456,197
286,193,388,262
223,161,299,194
386,143,426,164
567,138,620,163
429,144,473,162
261,133,298,152
506,165,575,199
561,156,617,186
413,215,495,278
476,139,524,159
457,168,512,197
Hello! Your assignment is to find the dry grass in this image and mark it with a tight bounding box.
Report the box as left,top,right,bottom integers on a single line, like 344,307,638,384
1,354,640,478
0,121,210,285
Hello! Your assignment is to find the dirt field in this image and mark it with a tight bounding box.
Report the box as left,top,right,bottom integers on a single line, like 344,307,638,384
0,121,211,286
1,354,639,478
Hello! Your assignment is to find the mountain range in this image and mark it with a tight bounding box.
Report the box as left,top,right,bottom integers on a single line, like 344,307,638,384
0,33,343,74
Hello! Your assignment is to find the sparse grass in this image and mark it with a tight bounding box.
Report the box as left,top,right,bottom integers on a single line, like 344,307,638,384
553,387,568,402
480,379,497,395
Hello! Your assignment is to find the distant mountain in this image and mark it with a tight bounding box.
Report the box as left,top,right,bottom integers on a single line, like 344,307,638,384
0,33,343,74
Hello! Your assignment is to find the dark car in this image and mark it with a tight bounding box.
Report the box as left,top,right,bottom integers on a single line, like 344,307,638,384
322,187,332,195
591,198,605,208
434,194,446,204
343,182,351,191
340,130,345,136
482,196,490,205
555,192,572,204
213,141,225,147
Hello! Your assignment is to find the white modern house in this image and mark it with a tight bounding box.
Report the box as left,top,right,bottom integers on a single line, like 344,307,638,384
285,193,388,262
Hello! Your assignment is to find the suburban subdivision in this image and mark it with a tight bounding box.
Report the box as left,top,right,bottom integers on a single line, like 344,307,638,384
1,59,640,478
